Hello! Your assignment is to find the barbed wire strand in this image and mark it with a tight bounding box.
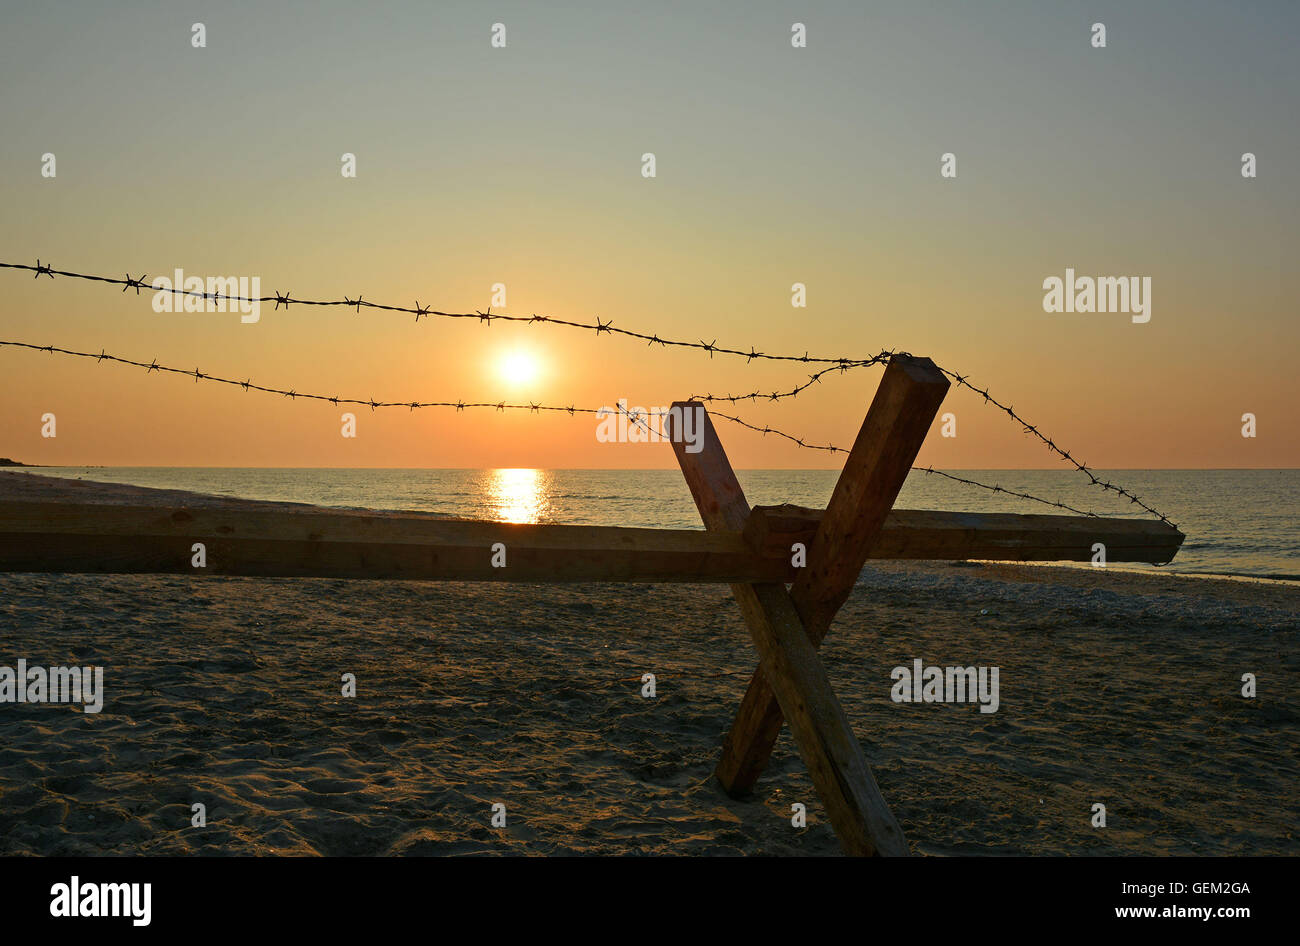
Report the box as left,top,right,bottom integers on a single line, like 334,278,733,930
2,260,868,366
703,409,1102,517
692,367,1170,523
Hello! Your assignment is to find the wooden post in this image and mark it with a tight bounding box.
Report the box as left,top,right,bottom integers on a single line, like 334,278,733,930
714,354,950,796
668,402,909,856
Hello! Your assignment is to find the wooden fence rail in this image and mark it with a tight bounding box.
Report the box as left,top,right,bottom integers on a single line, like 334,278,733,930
0,503,1182,581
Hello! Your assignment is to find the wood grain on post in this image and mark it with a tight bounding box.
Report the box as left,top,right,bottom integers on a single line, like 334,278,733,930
743,505,1185,565
715,355,950,796
0,500,788,583
668,400,908,856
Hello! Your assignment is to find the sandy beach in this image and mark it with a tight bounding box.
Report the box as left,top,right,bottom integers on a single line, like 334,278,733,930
0,472,1296,856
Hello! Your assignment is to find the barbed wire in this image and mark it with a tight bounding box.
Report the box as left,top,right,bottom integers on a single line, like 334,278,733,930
694,366,1171,523
1,339,1135,521
0,259,1174,524
1,260,867,366
705,409,1102,517
0,339,669,435
908,467,1098,518
933,368,1173,524
689,355,894,404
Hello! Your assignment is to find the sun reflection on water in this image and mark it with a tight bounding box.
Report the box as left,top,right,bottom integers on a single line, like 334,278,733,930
487,468,549,523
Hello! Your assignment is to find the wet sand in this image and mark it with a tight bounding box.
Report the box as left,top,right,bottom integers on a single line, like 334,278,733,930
0,472,1296,855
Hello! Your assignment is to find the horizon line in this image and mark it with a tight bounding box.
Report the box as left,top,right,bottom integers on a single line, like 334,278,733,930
6,465,1299,473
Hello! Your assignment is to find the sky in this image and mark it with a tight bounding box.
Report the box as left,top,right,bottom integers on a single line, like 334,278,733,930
0,0,1296,469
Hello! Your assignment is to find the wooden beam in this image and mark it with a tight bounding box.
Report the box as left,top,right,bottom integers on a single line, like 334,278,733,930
0,501,787,583
668,401,908,856
744,504,1185,565
716,354,950,796
793,356,952,626
0,492,1184,582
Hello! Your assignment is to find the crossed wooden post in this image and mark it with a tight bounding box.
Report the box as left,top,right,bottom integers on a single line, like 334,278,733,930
669,354,950,856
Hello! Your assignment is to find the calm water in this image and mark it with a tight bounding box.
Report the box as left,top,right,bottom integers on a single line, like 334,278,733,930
22,467,1300,581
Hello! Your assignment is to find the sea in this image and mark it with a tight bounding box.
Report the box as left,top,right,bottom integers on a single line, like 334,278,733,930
18,467,1300,582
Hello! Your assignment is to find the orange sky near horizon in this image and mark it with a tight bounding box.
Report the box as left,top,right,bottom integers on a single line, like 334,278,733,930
1,2,1296,470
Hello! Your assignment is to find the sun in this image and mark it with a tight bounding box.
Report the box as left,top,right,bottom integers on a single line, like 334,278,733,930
499,350,540,386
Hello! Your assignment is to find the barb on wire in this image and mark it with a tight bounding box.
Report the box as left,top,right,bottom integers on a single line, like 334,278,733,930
706,409,843,455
